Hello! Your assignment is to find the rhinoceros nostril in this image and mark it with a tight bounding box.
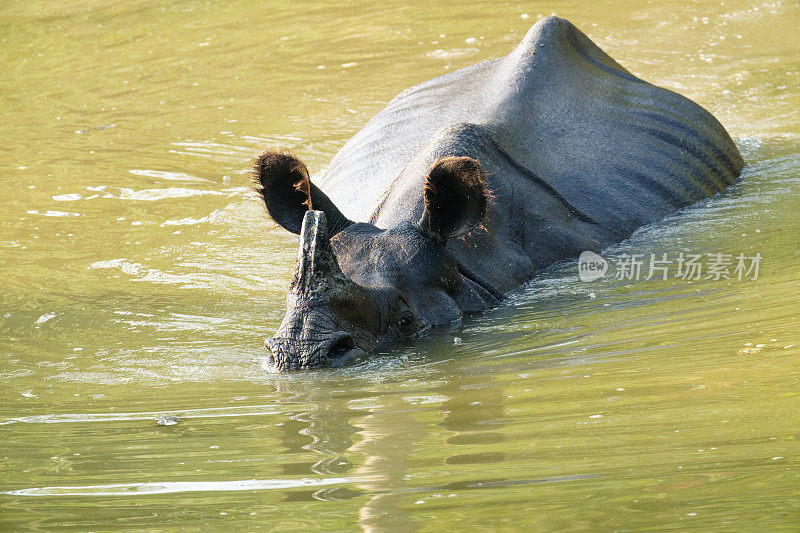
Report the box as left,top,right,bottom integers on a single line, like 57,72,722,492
328,335,354,356
263,333,359,370
325,334,357,365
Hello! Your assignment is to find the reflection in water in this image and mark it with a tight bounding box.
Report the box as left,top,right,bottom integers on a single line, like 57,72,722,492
277,416,315,476
271,375,428,529
268,371,518,529
351,398,428,532
271,379,368,493
440,376,507,466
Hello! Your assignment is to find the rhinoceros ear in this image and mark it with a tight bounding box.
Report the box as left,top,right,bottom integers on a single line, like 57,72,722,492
419,156,488,243
253,148,353,236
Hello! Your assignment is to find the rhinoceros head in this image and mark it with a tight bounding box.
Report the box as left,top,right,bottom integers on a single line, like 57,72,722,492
253,148,492,370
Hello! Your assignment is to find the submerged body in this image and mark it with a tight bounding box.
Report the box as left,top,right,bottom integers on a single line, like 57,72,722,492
255,16,742,370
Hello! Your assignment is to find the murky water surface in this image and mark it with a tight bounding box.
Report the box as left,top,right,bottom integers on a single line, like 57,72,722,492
2,0,799,529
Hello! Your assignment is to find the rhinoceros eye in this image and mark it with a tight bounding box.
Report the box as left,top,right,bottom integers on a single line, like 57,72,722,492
391,295,423,337
396,310,418,337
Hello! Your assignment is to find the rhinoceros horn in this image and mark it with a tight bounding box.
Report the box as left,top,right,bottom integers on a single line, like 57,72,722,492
291,210,347,296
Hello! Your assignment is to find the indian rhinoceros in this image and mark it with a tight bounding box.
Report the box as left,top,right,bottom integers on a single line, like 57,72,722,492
253,16,742,370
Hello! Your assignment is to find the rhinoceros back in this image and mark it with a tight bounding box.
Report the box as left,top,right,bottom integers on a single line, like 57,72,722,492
317,16,743,233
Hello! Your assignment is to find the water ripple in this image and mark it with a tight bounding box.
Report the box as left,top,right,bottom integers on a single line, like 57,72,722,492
3,476,364,496
0,404,310,426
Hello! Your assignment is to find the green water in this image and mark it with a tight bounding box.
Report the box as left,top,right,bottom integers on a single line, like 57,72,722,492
1,0,799,530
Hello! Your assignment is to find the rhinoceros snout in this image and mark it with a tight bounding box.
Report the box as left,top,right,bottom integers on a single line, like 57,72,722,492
264,332,361,371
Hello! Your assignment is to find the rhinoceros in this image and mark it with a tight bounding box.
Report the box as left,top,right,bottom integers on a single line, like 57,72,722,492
253,16,742,370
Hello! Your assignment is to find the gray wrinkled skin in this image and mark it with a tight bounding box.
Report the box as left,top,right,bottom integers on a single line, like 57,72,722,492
257,17,743,371
265,211,381,369
263,212,490,370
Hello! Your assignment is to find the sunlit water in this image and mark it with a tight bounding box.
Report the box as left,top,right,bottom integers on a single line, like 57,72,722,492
1,0,799,529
